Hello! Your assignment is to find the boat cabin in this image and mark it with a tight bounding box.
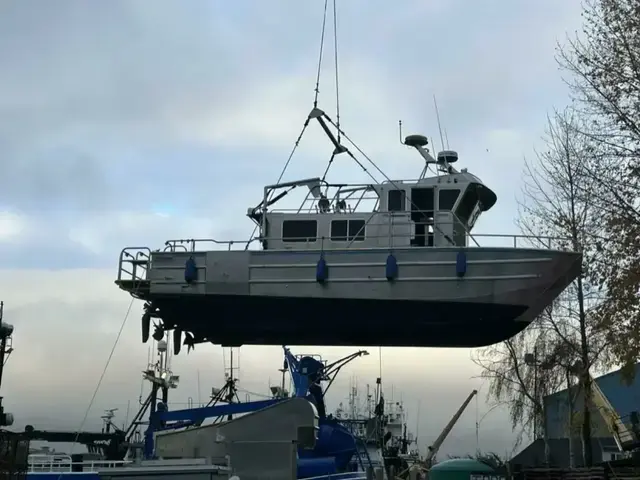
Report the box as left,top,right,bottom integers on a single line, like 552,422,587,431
247,139,497,251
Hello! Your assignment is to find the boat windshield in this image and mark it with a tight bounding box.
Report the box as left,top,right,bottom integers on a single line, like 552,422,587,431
455,183,480,226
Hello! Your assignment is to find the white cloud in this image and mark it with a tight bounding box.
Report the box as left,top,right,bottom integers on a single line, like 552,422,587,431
0,211,25,241
67,211,218,255
0,0,584,458
0,267,517,455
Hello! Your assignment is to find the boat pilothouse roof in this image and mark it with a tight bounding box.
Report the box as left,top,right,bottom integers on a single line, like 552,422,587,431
246,117,498,252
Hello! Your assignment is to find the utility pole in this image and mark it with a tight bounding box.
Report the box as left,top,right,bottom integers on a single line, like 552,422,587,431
525,345,549,465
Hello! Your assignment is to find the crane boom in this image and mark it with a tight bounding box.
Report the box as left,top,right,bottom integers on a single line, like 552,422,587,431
588,373,635,451
425,389,478,465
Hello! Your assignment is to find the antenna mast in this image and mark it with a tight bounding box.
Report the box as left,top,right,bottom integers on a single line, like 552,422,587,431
433,95,446,152
223,347,240,420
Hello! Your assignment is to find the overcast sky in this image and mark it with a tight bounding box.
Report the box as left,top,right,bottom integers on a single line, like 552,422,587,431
0,0,584,459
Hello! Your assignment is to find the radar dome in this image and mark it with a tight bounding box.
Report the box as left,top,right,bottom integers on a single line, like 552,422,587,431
437,150,458,164
404,134,429,148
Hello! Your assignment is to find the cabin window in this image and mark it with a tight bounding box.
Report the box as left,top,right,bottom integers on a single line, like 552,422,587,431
331,220,348,241
282,220,317,242
387,189,405,212
456,184,480,224
410,187,435,247
331,219,366,241
348,219,366,241
438,189,460,211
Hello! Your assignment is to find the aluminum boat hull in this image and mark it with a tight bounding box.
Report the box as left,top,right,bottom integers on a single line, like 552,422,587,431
116,246,581,348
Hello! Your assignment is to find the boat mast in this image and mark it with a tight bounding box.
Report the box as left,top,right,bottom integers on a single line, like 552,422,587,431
223,347,240,420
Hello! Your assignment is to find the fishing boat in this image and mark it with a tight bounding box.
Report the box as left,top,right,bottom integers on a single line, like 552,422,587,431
20,334,377,478
115,111,581,350
114,0,580,351
336,381,419,474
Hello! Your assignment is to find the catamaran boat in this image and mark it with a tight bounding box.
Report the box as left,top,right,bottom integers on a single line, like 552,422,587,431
116,106,581,350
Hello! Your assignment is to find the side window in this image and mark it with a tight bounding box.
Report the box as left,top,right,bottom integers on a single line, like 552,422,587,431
282,220,317,242
438,189,460,211
387,189,405,212
456,184,480,224
348,220,366,241
331,219,366,242
330,220,348,241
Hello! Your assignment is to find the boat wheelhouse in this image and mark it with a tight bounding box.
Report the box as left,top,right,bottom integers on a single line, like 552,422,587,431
115,109,581,350
250,148,495,252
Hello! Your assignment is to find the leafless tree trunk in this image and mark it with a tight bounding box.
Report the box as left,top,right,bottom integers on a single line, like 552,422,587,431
557,0,640,381
475,109,611,466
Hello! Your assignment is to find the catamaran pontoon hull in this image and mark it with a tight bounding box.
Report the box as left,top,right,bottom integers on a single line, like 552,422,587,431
116,246,581,348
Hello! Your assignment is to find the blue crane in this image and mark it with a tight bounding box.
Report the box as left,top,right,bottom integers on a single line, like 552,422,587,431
141,346,370,476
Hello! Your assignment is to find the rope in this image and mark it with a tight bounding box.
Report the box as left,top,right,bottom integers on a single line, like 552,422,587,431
321,152,336,185
245,120,310,249
321,113,379,184
314,0,329,108
275,120,310,187
325,115,391,184
60,295,135,478
245,2,331,247
332,0,341,142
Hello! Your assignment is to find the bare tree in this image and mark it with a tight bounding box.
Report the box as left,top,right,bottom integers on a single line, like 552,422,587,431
474,323,566,460
475,109,610,466
557,0,640,376
527,109,613,466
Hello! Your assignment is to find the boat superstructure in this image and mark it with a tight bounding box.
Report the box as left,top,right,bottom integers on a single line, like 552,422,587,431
115,106,581,349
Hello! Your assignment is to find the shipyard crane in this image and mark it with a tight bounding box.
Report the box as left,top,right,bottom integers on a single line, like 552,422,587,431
394,389,478,479
584,371,637,453
424,389,478,467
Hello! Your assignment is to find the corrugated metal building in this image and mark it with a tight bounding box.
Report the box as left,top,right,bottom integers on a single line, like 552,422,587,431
511,363,640,467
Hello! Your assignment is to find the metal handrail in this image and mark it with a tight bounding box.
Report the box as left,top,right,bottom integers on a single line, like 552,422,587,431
304,474,367,480
28,455,131,473
117,247,151,282
164,238,257,252
157,230,571,253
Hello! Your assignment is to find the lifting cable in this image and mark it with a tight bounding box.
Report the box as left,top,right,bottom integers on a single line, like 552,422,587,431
332,0,341,143
275,0,329,190
320,0,343,189
314,0,329,108
324,114,457,246
325,115,392,185
245,1,330,247
320,112,379,184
